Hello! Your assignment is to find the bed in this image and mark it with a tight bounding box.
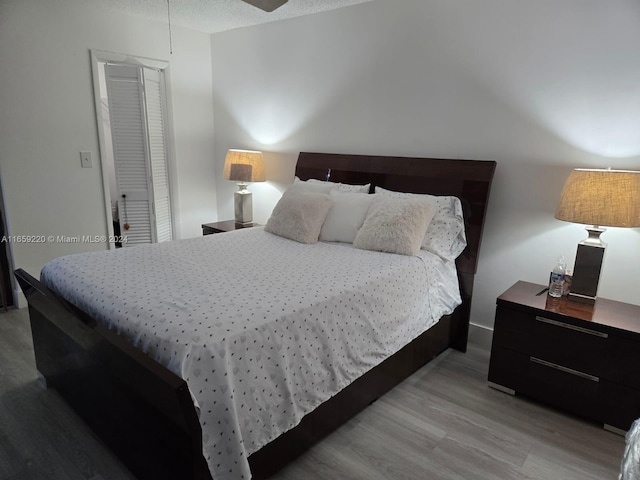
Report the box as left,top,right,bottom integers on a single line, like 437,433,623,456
15,152,496,480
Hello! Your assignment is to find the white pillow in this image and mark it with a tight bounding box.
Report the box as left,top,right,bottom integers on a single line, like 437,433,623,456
291,177,335,194
264,190,333,244
292,177,370,194
333,182,371,193
320,192,375,243
374,186,466,260
353,196,436,256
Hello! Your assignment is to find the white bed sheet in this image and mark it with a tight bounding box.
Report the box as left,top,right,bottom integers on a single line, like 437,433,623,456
41,227,461,480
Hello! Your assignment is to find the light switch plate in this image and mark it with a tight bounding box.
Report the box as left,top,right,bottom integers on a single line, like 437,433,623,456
80,151,92,168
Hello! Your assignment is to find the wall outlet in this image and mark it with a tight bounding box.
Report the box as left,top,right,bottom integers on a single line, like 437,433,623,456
80,151,92,168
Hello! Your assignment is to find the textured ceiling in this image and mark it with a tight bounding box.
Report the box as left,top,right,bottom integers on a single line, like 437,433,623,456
74,0,374,33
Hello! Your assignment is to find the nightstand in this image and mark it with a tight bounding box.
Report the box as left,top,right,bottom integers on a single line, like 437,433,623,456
488,280,640,433
201,220,258,235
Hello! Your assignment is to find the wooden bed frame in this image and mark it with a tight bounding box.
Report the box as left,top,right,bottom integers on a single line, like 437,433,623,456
15,152,496,480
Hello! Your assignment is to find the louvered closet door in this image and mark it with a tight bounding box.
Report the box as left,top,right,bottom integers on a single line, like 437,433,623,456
143,68,173,243
105,64,173,246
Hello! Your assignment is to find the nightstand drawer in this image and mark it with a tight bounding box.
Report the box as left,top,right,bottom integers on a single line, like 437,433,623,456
494,306,608,376
489,346,600,420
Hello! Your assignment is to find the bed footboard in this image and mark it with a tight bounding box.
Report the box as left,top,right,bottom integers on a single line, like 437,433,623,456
14,269,212,480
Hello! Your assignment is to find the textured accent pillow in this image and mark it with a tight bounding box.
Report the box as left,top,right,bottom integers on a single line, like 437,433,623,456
319,192,375,243
374,186,466,260
353,196,436,256
265,191,333,244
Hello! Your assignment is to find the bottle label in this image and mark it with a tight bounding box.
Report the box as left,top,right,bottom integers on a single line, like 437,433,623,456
550,272,565,282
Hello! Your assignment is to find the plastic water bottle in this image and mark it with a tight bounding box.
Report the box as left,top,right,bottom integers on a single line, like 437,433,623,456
549,257,566,298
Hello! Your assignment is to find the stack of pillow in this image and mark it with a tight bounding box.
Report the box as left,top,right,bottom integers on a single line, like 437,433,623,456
264,178,466,260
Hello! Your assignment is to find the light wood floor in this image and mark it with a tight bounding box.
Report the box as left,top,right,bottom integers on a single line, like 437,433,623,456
1,307,625,480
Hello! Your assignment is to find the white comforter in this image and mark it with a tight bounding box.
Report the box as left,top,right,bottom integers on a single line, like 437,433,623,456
41,227,461,480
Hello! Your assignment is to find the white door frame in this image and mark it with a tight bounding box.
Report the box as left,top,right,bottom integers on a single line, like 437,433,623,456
89,49,180,248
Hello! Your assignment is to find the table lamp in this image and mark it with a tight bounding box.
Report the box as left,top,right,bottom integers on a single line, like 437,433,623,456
555,168,640,304
223,149,266,226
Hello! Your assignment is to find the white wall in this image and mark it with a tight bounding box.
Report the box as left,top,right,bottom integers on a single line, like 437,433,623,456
211,0,640,332
0,0,217,303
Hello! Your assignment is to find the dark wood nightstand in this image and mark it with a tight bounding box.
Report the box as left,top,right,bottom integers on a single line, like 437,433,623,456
201,220,259,235
488,280,640,433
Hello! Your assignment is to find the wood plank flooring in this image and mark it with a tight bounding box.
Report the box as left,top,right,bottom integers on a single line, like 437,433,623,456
0,307,625,479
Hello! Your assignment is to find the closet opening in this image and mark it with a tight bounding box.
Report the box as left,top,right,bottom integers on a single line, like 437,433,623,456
91,50,176,248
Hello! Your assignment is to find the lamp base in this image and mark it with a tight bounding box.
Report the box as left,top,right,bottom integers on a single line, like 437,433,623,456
568,226,606,305
234,187,253,226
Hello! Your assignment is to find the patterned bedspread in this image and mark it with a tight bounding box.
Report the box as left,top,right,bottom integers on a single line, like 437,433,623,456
41,227,461,479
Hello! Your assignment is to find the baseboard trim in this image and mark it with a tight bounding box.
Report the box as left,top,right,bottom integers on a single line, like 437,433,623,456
468,322,493,350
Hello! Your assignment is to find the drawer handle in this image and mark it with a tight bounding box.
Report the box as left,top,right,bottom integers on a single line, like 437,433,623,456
530,356,600,382
535,316,608,338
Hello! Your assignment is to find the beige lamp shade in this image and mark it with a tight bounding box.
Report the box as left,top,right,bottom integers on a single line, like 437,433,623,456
555,169,640,228
223,149,266,183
